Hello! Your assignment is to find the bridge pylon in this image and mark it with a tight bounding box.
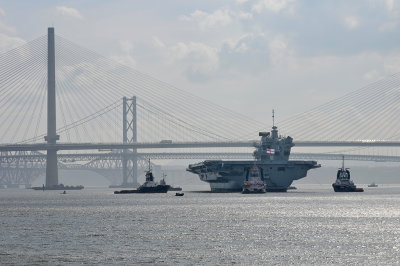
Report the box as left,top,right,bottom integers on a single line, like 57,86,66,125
44,27,60,187
122,96,139,187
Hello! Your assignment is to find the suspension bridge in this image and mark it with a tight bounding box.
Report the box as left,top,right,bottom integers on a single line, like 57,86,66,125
1,28,400,188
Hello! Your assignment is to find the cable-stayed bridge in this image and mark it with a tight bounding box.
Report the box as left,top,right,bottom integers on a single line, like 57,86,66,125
1,28,400,187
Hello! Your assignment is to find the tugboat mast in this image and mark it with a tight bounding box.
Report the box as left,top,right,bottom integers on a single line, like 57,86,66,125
147,159,152,172
342,155,345,170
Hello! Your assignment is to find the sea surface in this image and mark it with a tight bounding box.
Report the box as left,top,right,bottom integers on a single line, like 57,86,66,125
1,184,400,265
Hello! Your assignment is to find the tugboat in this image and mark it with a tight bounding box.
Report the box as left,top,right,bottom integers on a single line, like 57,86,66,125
242,163,266,194
114,160,170,194
332,156,364,192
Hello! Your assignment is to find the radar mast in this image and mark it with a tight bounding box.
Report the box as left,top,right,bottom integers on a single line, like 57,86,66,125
272,109,275,127
271,109,278,139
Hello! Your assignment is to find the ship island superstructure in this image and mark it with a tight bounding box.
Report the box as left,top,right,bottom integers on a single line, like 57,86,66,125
187,118,320,192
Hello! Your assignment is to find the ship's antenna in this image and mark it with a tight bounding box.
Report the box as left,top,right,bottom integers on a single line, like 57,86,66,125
272,109,275,127
342,155,344,169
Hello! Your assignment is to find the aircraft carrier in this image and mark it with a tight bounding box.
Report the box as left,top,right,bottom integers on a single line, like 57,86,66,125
187,121,320,192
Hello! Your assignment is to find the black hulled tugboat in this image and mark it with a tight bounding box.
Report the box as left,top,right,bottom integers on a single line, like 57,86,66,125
114,160,170,194
332,156,363,192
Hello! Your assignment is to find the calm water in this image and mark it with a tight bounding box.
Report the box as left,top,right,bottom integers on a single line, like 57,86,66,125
1,185,400,265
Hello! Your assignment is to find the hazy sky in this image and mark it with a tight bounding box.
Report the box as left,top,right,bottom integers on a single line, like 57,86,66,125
1,0,399,122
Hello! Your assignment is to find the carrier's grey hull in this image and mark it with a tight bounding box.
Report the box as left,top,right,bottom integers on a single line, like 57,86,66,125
187,160,320,192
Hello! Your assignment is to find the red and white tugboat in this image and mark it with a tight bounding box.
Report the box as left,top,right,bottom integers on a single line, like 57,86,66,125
242,163,266,194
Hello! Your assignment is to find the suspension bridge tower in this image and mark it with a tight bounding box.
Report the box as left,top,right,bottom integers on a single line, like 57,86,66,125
44,27,59,187
122,96,139,187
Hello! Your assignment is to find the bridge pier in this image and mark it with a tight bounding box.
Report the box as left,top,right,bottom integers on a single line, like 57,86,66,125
122,96,138,187
45,27,59,187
